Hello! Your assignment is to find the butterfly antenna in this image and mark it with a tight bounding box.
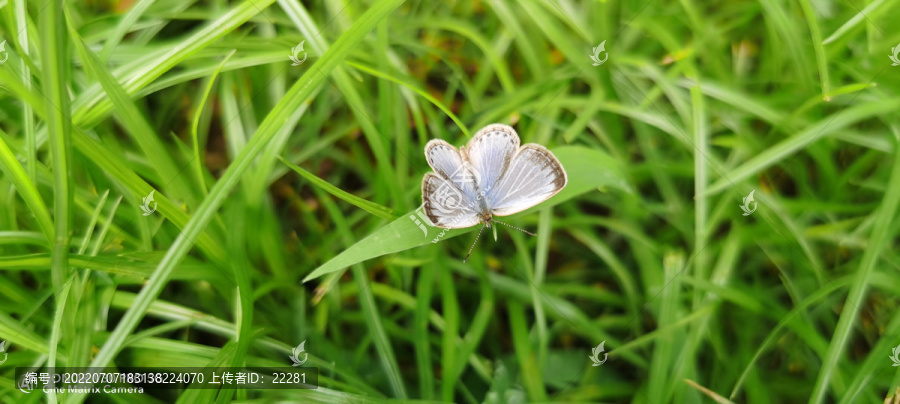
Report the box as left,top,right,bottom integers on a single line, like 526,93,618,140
463,224,487,263
493,220,536,236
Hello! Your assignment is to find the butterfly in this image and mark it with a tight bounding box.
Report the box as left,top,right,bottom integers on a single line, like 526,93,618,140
421,124,567,261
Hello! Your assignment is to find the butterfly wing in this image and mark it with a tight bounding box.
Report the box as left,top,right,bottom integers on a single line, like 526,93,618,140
421,173,481,229
460,124,520,196
486,144,567,216
424,139,480,200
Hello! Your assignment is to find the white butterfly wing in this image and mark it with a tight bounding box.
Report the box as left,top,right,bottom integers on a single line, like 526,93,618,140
424,139,480,202
424,139,464,179
460,124,520,195
421,173,482,229
487,144,567,216
421,124,565,226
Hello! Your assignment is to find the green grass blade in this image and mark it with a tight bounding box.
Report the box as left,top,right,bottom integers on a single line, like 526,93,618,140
81,3,408,402
67,18,200,208
705,99,900,196
414,262,436,399
729,276,852,399
41,0,72,293
72,0,279,127
302,146,630,282
279,156,396,220
12,0,36,183
440,265,460,400
98,0,157,62
0,129,54,242
822,0,891,45
192,50,236,197
46,279,73,404
315,184,408,398
808,147,900,403
798,0,830,97
508,300,546,400
347,61,470,138
225,200,254,374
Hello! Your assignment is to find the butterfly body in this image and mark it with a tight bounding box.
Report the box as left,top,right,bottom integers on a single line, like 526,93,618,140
479,213,493,228
421,124,567,232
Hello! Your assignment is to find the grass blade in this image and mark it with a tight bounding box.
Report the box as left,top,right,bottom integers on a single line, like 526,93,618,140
279,156,396,220
798,0,830,97
41,0,72,293
0,129,54,241
67,18,200,208
809,146,900,402
347,61,470,138
705,99,900,196
191,50,236,197
81,3,408,402
302,146,630,282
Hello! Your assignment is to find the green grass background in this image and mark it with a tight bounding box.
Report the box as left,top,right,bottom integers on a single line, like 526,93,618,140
1,0,900,402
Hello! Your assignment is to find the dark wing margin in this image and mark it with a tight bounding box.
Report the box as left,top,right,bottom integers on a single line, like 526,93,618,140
421,173,482,229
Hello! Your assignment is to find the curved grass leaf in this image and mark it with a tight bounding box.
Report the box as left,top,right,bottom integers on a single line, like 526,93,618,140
303,145,630,282
279,156,396,220
347,61,469,138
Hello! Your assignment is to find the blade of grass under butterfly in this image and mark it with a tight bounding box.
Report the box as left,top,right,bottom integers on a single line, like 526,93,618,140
303,146,630,282
414,262,436,399
440,264,460,401
509,300,547,401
